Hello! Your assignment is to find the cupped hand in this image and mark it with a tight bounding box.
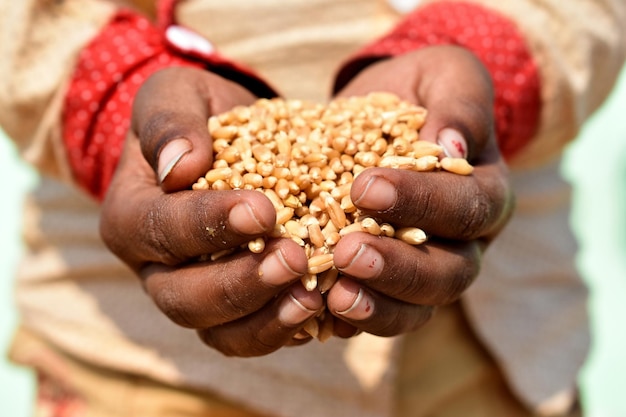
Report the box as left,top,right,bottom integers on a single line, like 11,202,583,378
327,45,514,337
100,67,323,356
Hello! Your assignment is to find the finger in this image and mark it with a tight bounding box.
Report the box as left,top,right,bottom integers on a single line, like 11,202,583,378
349,159,513,241
198,282,323,357
141,239,312,330
101,137,277,269
326,278,435,337
332,319,360,339
131,67,257,192
413,46,495,161
331,232,482,306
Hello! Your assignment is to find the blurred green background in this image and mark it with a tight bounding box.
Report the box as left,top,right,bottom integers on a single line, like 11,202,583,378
1,66,625,416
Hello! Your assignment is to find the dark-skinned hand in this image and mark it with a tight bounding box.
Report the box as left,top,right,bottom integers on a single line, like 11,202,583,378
100,45,514,356
326,45,514,338
100,67,324,357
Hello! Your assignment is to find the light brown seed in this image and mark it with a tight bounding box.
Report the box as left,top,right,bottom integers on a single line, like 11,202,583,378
285,220,309,240
269,223,286,238
192,177,209,190
256,161,275,177
216,146,240,164
339,222,364,236
330,182,352,201
304,152,328,166
242,172,264,188
395,227,428,245
325,195,346,229
354,151,381,167
248,237,266,253
211,125,238,140
325,232,341,247
301,274,318,292
262,176,278,189
340,195,356,213
317,267,339,293
411,141,443,158
275,130,292,155
392,137,411,155
283,194,302,209
205,167,233,183
211,179,231,191
307,253,334,275
317,314,334,343
308,222,326,248
380,223,395,238
413,155,439,172
303,317,320,337
379,155,416,170
440,157,474,175
361,217,382,236
207,116,221,134
272,167,292,180
275,178,291,200
276,207,295,224
263,189,284,210
239,156,255,172
212,138,231,153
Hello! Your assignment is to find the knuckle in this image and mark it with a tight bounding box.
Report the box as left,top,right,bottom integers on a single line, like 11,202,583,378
367,304,433,337
400,184,434,227
197,328,280,358
371,314,406,337
439,246,481,304
457,190,492,240
244,335,281,357
145,205,186,265
153,286,198,328
217,277,253,320
196,330,240,356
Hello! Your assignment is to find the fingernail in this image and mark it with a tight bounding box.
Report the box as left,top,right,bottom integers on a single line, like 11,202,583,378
352,176,397,210
258,250,301,286
336,288,374,320
437,128,468,159
336,244,383,279
278,293,317,325
158,138,192,183
229,203,267,235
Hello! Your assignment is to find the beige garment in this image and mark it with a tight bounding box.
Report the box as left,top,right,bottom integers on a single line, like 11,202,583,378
9,303,583,417
1,1,625,417
463,156,590,414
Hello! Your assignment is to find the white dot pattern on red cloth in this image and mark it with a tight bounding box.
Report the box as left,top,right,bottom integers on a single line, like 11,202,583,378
335,1,541,159
62,6,275,201
63,10,206,200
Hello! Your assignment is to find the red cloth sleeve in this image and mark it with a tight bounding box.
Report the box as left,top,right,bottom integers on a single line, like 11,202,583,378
333,1,541,160
62,7,276,201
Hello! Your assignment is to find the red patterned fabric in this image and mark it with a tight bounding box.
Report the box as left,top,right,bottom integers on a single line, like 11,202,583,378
157,0,179,28
334,1,541,160
62,8,275,201
35,371,85,417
